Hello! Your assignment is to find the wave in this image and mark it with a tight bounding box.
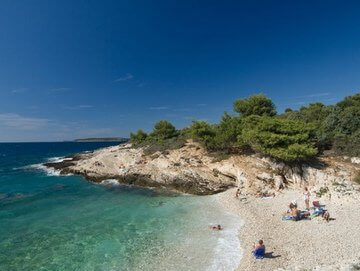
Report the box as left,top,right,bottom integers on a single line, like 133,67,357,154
100,179,120,186
26,163,63,176
208,211,243,271
46,156,73,163
18,156,74,176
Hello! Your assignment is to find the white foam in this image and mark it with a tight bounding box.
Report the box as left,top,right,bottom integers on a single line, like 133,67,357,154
17,156,74,176
47,156,73,163
100,179,120,186
27,163,62,176
207,212,243,271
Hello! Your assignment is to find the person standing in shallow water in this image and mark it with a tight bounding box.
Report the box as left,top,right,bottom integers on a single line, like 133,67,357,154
304,187,311,210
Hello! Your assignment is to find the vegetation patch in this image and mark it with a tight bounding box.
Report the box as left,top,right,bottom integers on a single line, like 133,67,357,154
130,92,360,164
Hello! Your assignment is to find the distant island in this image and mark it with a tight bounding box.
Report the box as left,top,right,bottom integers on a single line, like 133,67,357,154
73,137,129,143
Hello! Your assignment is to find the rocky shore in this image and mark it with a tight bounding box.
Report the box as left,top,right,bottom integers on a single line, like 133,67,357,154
44,140,360,270
45,141,360,199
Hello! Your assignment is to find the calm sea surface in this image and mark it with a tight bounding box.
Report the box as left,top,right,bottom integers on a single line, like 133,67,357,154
0,142,242,271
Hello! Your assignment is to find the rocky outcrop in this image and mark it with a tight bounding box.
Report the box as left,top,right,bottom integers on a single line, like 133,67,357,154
44,141,360,197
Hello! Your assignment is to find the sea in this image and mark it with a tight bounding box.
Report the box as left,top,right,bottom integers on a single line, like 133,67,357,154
0,142,242,271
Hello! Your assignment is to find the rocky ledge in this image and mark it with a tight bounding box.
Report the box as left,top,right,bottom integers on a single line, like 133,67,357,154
44,141,360,197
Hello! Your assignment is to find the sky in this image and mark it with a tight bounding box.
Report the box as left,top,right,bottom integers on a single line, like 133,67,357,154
0,0,360,142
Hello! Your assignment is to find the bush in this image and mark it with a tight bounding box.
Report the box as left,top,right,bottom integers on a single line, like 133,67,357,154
238,116,318,162
187,120,217,150
130,129,148,145
233,94,276,117
143,136,186,155
211,113,243,151
150,120,178,140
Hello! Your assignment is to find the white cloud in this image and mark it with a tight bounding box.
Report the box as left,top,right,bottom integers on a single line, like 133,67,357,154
0,113,48,130
149,106,169,110
113,73,134,82
11,88,28,93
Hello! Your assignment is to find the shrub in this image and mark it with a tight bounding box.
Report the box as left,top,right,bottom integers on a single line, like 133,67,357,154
143,136,186,155
150,120,178,140
130,129,148,145
187,120,217,150
238,116,318,162
233,94,276,117
211,113,243,151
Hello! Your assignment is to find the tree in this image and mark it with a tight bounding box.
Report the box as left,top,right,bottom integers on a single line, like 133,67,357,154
233,94,277,117
187,121,216,149
212,113,243,151
150,120,177,140
238,116,318,162
130,129,148,145
337,93,360,109
298,103,330,126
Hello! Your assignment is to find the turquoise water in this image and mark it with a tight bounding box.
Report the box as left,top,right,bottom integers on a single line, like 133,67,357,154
0,143,242,271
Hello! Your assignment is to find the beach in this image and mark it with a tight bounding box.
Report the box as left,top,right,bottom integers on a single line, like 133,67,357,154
216,188,360,270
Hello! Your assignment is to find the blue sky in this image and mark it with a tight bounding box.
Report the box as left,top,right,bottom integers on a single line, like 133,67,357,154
0,0,359,142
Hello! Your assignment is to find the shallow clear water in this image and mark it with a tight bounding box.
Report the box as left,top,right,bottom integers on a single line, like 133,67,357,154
0,142,242,271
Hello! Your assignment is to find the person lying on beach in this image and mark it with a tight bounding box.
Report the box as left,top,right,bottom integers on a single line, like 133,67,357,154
210,224,223,230
252,240,265,259
257,192,275,198
291,207,300,221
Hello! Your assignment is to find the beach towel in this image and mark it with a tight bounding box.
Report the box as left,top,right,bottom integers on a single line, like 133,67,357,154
282,215,293,221
253,248,265,259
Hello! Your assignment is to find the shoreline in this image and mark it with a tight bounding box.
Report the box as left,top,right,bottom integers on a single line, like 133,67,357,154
216,188,360,270
40,143,360,270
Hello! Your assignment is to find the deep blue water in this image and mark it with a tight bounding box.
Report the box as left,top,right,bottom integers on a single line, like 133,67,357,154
0,142,241,271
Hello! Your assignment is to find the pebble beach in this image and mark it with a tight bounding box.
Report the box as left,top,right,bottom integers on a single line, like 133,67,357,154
216,188,360,271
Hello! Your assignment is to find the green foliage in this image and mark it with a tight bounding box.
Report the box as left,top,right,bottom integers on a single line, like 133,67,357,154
187,114,243,152
150,120,178,140
187,120,217,150
130,129,148,145
233,94,276,117
320,94,360,155
130,92,360,162
298,103,330,125
238,116,318,162
211,113,243,151
316,186,329,197
143,136,186,155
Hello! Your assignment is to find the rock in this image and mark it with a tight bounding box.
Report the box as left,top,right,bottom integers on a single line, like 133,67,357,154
43,141,360,197
351,157,360,164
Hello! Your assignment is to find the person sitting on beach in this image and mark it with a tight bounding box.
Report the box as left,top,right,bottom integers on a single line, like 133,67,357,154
211,224,223,231
287,200,297,213
252,240,266,259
